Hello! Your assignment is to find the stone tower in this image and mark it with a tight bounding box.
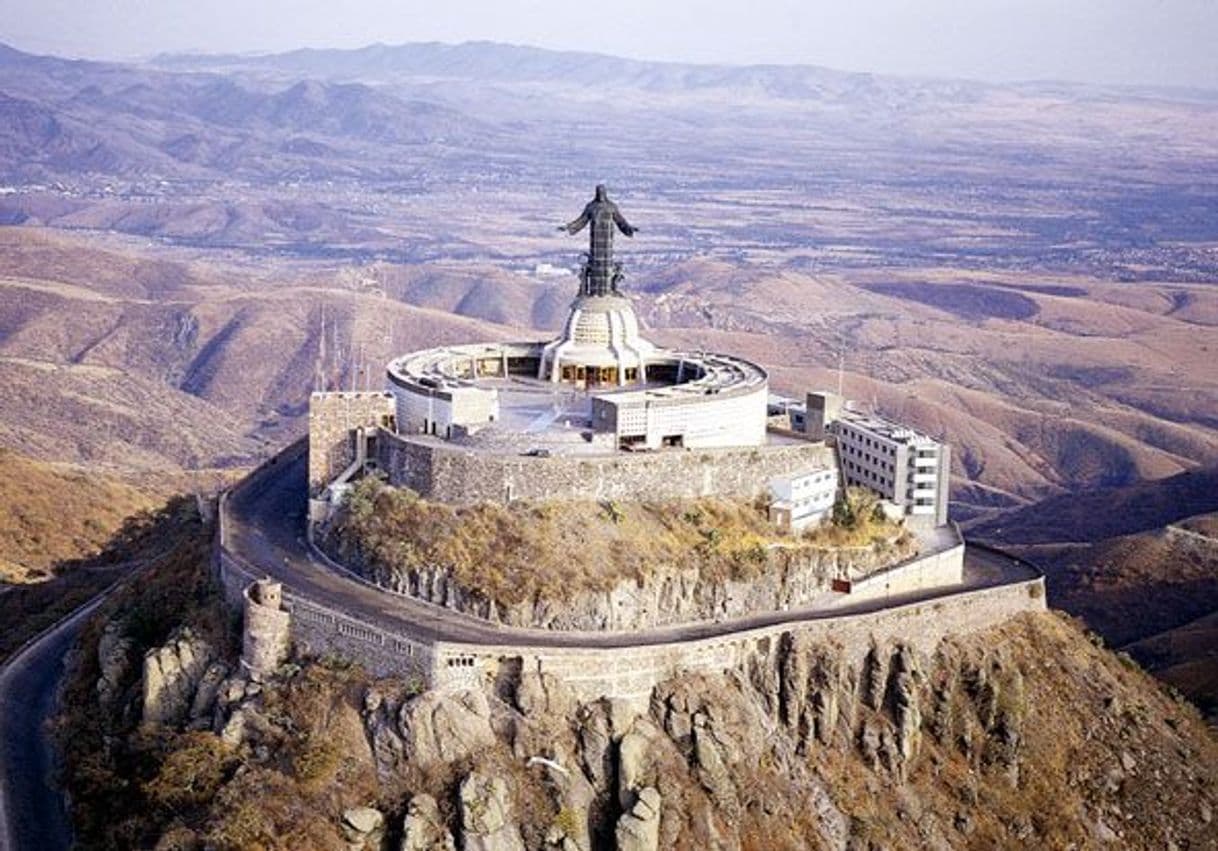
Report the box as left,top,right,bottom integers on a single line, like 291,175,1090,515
241,578,289,682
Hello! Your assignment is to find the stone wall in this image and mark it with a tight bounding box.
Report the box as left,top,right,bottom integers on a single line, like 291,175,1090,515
219,440,1044,708
219,521,1041,707
308,392,395,496
378,428,833,504
834,541,964,605
219,546,435,682
432,573,1048,706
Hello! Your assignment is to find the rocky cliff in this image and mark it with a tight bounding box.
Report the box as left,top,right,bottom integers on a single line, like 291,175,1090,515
58,590,1218,850
321,482,917,631
349,543,913,631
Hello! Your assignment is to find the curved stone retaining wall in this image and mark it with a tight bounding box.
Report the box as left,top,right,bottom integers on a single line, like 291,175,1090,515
378,429,834,504
429,573,1047,703
220,547,437,682
218,440,1047,704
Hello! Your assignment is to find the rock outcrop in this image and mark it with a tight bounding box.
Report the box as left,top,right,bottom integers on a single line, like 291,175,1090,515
141,628,215,725
341,806,385,850
459,772,526,851
400,794,455,851
335,531,917,632
64,610,1218,851
96,621,134,714
614,786,661,851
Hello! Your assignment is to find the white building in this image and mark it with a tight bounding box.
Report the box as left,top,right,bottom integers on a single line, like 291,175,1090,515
804,392,951,528
768,465,838,533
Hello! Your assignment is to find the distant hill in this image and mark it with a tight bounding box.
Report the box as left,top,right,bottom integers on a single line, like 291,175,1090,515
152,39,1218,104
968,465,1218,544
0,448,159,582
0,41,493,183
1012,509,1218,722
154,40,974,102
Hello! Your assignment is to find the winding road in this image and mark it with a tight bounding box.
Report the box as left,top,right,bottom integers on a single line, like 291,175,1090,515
0,592,109,851
224,443,1038,649
1,441,1038,851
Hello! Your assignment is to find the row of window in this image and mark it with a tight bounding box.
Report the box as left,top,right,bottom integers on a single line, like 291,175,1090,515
843,460,894,489
840,442,896,471
791,471,835,491
841,429,896,454
791,492,835,510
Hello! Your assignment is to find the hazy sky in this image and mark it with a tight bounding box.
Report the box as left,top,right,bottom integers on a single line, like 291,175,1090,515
1,0,1216,88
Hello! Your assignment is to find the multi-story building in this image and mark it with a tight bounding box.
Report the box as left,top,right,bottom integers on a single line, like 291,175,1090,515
805,392,951,528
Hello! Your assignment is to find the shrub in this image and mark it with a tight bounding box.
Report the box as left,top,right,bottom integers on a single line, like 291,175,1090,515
143,732,235,810
293,733,343,791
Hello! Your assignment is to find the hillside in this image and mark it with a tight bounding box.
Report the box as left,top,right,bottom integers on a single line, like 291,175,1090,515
1006,509,1218,722
1,35,1216,508
322,479,913,630
0,448,159,583
0,228,544,471
966,465,1218,544
55,535,1218,849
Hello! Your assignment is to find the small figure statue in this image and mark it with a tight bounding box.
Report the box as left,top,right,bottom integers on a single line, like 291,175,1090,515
559,185,638,297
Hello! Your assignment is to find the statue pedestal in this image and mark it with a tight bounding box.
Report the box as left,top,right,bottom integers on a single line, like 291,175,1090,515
539,295,654,387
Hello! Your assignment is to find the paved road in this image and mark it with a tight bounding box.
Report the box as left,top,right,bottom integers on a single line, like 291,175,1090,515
225,446,1039,649
0,593,109,851
0,444,1036,851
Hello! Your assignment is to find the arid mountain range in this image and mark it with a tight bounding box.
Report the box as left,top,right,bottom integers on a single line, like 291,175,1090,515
1,39,1217,706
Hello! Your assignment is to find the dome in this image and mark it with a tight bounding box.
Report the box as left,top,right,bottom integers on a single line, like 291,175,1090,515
539,294,655,387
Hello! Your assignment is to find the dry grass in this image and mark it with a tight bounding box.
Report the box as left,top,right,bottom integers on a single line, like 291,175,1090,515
0,448,161,583
328,478,909,607
56,523,380,850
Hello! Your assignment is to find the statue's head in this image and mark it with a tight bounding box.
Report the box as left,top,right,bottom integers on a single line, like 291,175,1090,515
595,184,608,201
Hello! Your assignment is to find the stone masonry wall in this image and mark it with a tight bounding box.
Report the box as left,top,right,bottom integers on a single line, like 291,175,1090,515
219,546,435,682
378,428,833,504
220,440,1045,707
308,392,395,496
220,521,1043,706
433,575,1048,706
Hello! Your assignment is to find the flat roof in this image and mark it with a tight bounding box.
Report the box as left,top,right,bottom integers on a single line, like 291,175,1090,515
837,409,939,447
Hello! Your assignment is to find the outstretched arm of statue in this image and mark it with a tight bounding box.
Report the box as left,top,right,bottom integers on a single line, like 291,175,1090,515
613,210,637,236
560,209,591,234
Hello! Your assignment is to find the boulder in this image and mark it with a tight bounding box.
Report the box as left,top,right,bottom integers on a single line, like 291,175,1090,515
614,786,661,851
458,772,525,851
400,794,455,851
364,686,406,776
341,806,385,850
219,708,247,748
691,711,739,815
188,661,230,726
532,751,594,851
141,628,215,726
576,704,613,790
516,670,576,720
617,723,659,810
399,689,496,768
96,621,134,713
889,646,922,769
